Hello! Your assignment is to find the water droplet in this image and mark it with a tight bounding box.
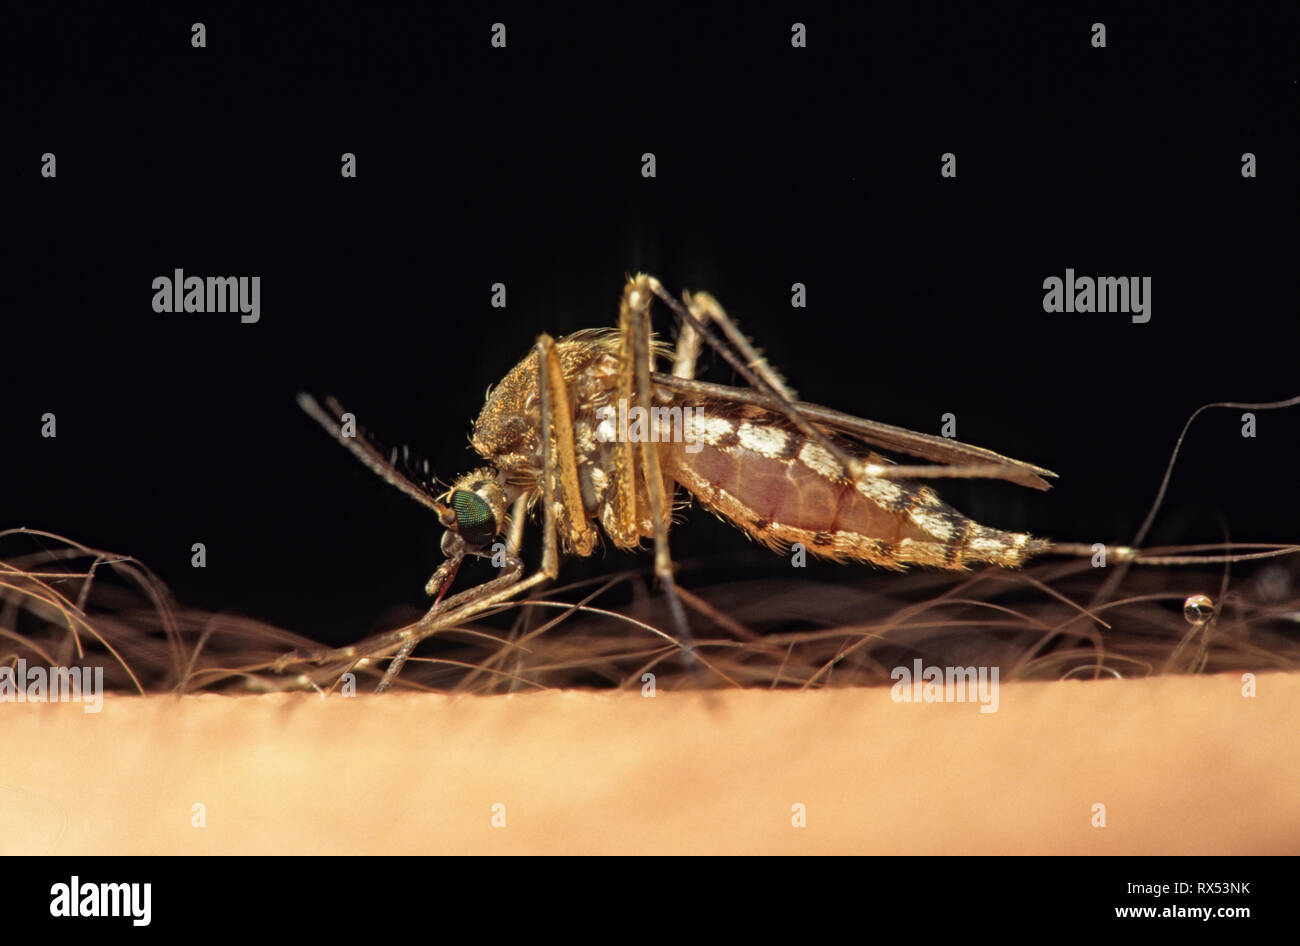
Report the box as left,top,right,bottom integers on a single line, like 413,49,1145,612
1061,664,1122,681
1183,594,1215,626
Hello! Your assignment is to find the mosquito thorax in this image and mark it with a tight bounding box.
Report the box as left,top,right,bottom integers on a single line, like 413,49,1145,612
470,330,626,473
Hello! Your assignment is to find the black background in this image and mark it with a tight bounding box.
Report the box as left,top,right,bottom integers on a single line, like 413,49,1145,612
4,2,1297,644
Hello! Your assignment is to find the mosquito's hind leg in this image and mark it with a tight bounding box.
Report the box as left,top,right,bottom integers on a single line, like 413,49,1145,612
681,290,796,400
670,297,706,380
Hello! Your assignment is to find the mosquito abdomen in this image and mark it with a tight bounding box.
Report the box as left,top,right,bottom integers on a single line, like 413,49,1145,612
666,408,1048,569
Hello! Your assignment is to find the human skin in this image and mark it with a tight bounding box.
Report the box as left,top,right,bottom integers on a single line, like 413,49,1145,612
2,672,1296,855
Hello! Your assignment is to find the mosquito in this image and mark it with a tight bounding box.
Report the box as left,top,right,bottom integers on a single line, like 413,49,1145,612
281,274,1284,691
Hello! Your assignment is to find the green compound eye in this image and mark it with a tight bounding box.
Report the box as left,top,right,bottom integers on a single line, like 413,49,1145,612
449,489,497,547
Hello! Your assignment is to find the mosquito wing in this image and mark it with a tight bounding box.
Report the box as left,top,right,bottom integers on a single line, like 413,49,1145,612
651,374,1057,491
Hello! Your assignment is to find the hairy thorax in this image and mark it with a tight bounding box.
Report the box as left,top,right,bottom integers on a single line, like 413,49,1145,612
469,330,658,548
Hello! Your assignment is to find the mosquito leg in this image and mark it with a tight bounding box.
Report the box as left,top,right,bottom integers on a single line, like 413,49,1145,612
374,637,419,692
361,499,566,691
505,493,528,556
671,292,711,380
535,334,599,556
272,554,520,672
621,275,696,661
367,552,467,692
423,550,464,598
275,495,558,688
684,290,796,401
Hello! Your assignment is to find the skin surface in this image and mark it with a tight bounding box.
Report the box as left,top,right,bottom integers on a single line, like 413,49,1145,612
2,673,1296,855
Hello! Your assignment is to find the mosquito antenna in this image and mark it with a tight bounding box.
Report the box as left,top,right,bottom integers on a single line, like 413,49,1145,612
297,392,445,514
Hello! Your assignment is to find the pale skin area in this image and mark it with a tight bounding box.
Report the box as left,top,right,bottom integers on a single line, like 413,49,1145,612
2,673,1296,855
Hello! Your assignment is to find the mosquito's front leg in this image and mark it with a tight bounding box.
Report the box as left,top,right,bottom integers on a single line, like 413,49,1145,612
371,550,472,690
282,380,576,690
287,342,609,691
504,493,528,557
271,552,524,680
535,334,599,556
373,336,583,691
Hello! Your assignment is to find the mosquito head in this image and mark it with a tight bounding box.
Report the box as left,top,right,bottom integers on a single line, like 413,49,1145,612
433,468,509,553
